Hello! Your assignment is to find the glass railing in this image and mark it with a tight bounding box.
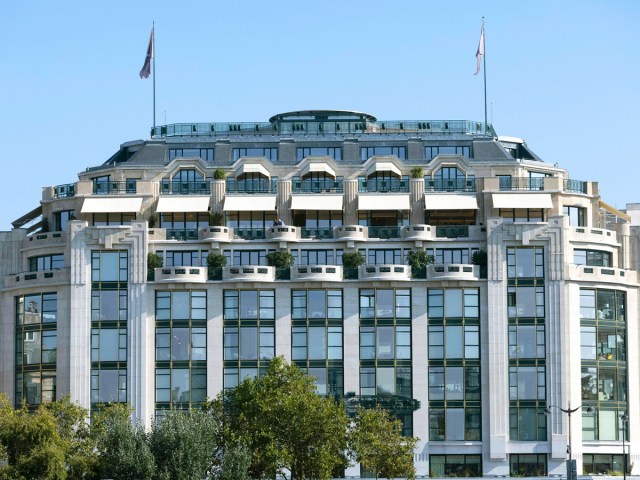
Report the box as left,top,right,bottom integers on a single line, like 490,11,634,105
226,178,278,194
425,178,476,192
499,177,545,191
367,226,401,239
93,180,137,195
358,178,409,193
564,179,587,194
301,227,334,239
53,183,76,198
165,228,199,240
292,177,343,193
234,228,266,240
160,181,210,195
435,226,469,238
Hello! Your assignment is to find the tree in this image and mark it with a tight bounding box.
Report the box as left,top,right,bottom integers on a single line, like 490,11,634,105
92,403,155,480
217,443,251,480
215,357,349,480
350,406,417,480
266,251,294,268
149,408,222,480
406,250,434,278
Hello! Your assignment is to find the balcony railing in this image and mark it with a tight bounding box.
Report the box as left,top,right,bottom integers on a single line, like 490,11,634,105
226,178,277,194
292,177,343,193
234,228,266,240
425,178,476,192
166,228,199,241
435,225,469,238
301,227,334,239
161,181,210,195
564,179,587,194
93,180,137,194
499,177,545,191
367,226,401,239
358,178,409,193
53,183,76,198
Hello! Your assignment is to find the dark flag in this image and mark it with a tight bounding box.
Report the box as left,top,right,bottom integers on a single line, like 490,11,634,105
139,27,154,79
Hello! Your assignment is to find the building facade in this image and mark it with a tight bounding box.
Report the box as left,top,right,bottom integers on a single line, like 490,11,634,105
1,110,638,478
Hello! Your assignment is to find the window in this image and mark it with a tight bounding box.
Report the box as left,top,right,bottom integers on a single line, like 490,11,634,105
155,290,207,409
499,208,545,223
92,212,136,226
509,405,547,441
91,251,128,283
168,148,214,162
583,454,627,475
367,249,404,265
507,247,544,278
160,212,209,241
223,290,275,389
434,248,477,265
425,145,472,161
233,147,278,161
291,290,343,396
574,249,612,267
161,169,210,195
29,254,64,272
15,293,57,406
564,206,586,227
510,454,547,477
53,210,75,232
426,166,475,191
160,250,207,267
429,455,482,478
293,249,343,266
360,146,407,160
296,147,342,161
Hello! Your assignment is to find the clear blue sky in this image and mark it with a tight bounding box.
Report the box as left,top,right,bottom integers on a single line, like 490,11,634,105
1,0,638,229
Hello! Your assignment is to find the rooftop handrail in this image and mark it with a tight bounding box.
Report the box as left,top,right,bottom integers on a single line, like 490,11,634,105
93,180,137,195
499,177,545,191
292,177,343,193
564,179,587,194
53,183,76,198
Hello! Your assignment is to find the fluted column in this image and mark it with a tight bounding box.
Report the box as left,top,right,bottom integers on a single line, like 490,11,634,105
410,178,425,225
211,179,225,214
343,179,358,225
278,180,292,225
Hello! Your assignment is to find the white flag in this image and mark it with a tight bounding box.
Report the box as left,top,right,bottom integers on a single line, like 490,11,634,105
475,25,484,75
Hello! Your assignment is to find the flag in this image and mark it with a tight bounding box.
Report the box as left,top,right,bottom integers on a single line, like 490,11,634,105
139,27,154,79
474,24,484,75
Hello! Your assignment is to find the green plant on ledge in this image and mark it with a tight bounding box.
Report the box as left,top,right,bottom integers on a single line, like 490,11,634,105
266,251,294,268
147,252,163,281
342,251,364,279
213,168,226,180
148,214,157,228
410,166,423,179
207,252,227,269
471,249,487,266
406,250,434,278
209,211,224,226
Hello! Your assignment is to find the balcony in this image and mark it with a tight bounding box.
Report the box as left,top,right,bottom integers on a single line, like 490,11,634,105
222,266,275,282
435,225,470,238
161,181,211,195
53,183,76,198
199,226,233,242
401,225,433,241
425,178,476,192
266,226,299,242
226,178,277,194
334,225,367,241
427,264,480,281
563,179,587,194
148,228,167,241
93,180,137,195
165,229,199,241
499,177,544,191
358,178,409,193
568,226,618,247
367,226,401,239
5,268,71,289
290,265,343,281
301,227,334,239
566,264,636,285
234,228,266,240
358,264,411,281
292,177,343,193
153,267,207,283
24,232,65,248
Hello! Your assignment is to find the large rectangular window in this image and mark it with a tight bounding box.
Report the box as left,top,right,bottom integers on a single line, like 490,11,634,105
296,147,342,161
15,293,57,406
233,147,278,161
510,454,547,477
429,455,482,478
574,249,612,267
360,146,407,160
29,254,64,272
155,290,207,410
224,290,275,389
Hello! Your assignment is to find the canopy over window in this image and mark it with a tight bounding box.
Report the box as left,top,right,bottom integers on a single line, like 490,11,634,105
358,194,410,210
81,197,143,213
156,196,210,213
223,195,277,211
492,193,553,209
291,194,343,210
425,194,478,210
300,162,336,178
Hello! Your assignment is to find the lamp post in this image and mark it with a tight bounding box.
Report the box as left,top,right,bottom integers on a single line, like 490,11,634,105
621,412,629,480
545,403,595,480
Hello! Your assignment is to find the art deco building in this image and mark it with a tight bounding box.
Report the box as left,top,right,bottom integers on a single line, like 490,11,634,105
0,110,638,478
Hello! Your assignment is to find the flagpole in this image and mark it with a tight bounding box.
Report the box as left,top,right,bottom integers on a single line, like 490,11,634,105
482,17,487,134
153,21,156,132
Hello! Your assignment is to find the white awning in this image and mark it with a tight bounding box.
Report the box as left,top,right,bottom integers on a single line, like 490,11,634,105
291,194,343,211
300,162,336,178
358,194,410,210
156,196,211,213
492,193,553,209
234,163,270,178
366,161,402,177
81,197,143,213
425,194,478,210
223,195,277,211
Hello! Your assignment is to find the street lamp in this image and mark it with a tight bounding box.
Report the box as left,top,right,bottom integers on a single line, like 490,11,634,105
544,403,596,480
620,412,629,480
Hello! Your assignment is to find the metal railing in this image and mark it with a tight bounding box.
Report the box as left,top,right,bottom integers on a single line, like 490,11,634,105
226,178,278,194
435,225,469,238
499,177,545,191
53,183,76,198
165,228,199,241
301,227,334,239
564,179,587,194
292,177,343,193
367,226,401,239
93,180,137,195
358,178,409,193
234,228,266,240
160,181,210,195
425,178,476,192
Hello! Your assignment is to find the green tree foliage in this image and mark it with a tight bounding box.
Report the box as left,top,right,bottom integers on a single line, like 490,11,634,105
218,442,251,480
350,406,417,480
92,404,155,480
149,408,222,480
207,252,227,269
266,251,295,268
406,250,434,277
215,356,349,480
341,251,365,269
